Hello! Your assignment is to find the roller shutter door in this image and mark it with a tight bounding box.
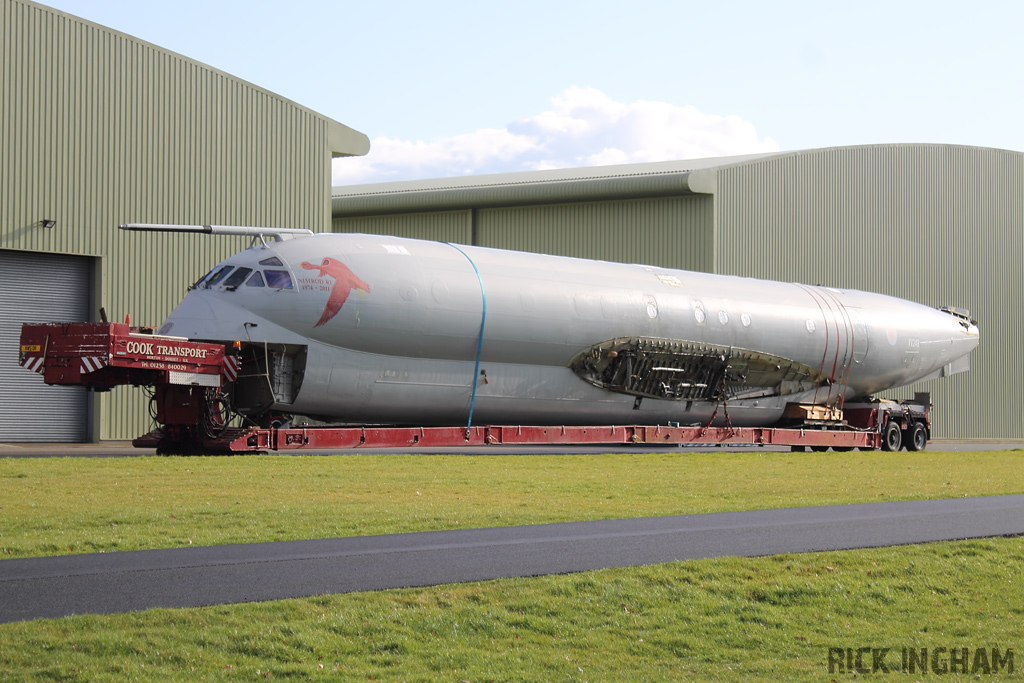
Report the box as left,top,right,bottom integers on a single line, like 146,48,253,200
0,250,91,442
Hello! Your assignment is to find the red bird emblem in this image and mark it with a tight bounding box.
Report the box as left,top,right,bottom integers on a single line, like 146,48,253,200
300,257,371,327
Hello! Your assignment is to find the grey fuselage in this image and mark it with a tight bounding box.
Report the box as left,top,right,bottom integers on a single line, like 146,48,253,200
159,233,980,427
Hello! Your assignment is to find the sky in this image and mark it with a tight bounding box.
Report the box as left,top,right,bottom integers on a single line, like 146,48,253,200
37,1,1024,186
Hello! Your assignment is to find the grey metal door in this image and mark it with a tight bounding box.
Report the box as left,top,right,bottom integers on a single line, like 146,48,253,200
0,250,91,442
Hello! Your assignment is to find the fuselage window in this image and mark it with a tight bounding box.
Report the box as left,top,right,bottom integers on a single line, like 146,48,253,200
246,271,266,287
260,256,284,266
204,265,234,288
265,270,293,289
223,267,253,290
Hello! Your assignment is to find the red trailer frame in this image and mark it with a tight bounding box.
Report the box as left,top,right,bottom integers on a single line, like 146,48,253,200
130,422,886,453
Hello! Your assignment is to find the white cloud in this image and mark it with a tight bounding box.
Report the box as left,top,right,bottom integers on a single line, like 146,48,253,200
332,87,780,185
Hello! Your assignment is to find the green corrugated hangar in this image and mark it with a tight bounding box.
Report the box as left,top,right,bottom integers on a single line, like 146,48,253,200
332,147,1022,440
3,0,1021,442
0,0,368,441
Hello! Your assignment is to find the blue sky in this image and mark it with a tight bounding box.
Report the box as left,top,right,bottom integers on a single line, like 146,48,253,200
38,1,1024,185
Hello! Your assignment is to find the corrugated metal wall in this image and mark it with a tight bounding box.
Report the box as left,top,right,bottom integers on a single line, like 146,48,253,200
332,197,714,271
1,0,347,439
333,211,473,244
713,145,1024,438
476,197,713,270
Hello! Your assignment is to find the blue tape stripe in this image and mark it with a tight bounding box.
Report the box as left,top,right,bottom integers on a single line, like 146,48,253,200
444,242,487,436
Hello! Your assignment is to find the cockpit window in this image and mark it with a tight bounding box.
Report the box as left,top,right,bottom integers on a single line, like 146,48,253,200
190,268,214,290
264,270,293,289
246,271,266,287
223,267,253,290
260,257,284,266
204,265,234,288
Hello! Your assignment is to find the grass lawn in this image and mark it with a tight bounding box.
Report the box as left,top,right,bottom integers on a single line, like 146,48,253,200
1,449,1023,559
0,537,1021,681
1,449,1022,681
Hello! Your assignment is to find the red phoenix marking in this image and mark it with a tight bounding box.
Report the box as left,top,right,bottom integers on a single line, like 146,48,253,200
300,257,371,327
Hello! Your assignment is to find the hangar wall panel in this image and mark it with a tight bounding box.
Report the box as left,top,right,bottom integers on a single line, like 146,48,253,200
713,145,1024,438
332,211,472,244
476,196,713,271
1,0,347,439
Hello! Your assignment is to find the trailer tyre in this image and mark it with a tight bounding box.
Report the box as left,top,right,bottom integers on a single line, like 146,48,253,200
906,422,928,451
882,421,903,451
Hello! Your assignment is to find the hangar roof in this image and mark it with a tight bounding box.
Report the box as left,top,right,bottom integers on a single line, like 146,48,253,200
28,0,369,158
331,151,783,216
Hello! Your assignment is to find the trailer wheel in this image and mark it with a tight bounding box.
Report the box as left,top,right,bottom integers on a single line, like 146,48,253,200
906,422,928,451
882,421,903,451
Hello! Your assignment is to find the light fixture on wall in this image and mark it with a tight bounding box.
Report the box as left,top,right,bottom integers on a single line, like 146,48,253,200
40,219,56,229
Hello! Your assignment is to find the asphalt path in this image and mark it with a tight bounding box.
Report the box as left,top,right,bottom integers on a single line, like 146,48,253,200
2,495,1023,623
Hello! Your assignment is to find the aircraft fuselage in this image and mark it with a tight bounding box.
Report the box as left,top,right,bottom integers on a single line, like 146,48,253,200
158,234,980,427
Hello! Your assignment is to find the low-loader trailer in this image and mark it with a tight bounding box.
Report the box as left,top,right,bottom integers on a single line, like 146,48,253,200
19,321,931,454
